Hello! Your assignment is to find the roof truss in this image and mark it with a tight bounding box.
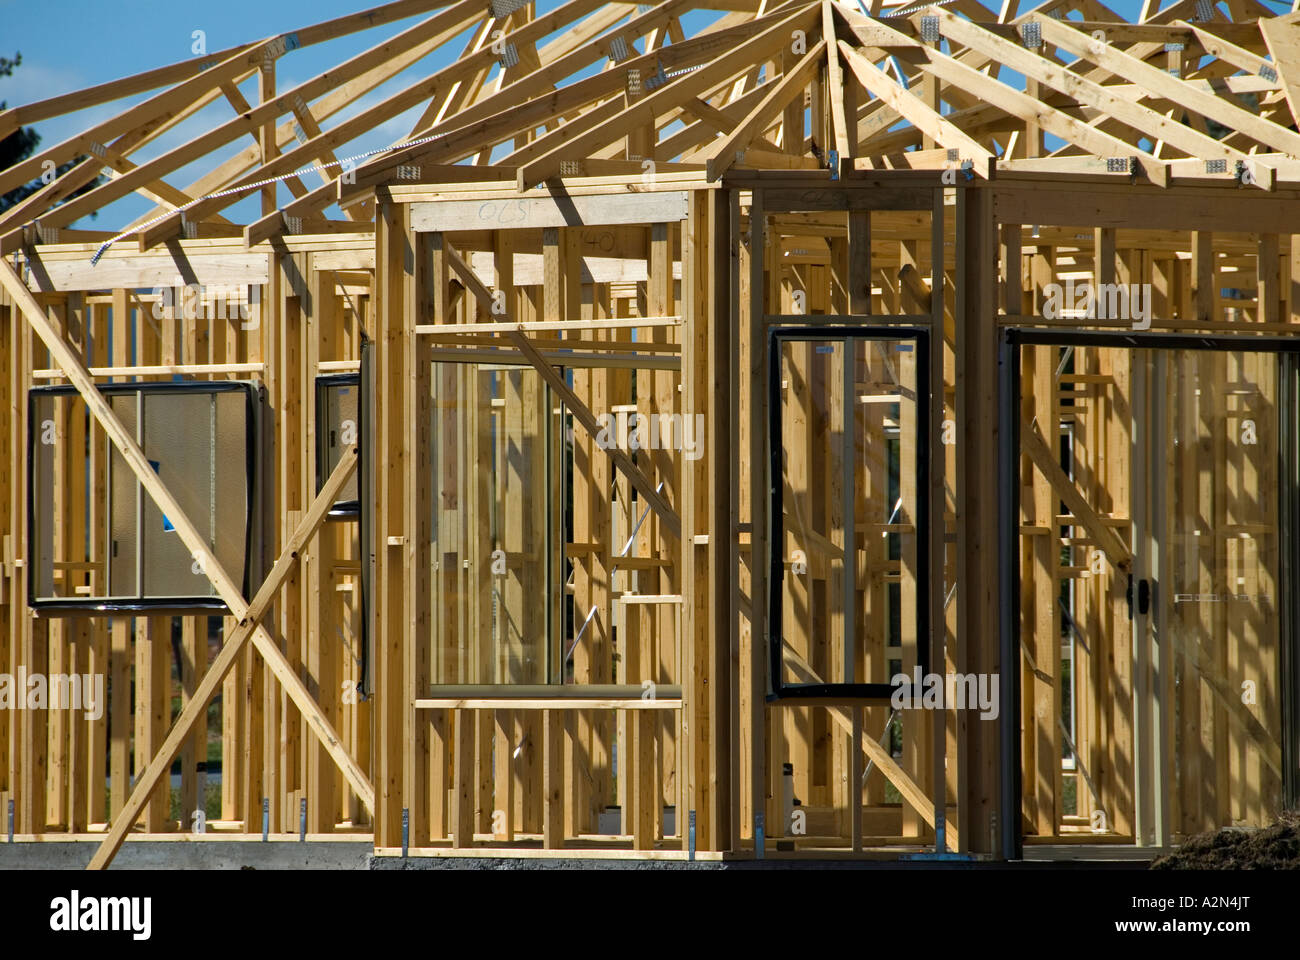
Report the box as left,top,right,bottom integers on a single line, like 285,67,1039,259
3,0,1300,253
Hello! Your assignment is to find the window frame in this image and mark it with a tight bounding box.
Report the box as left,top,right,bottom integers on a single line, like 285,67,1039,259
998,326,1300,859
315,372,361,518
766,325,933,702
27,378,262,613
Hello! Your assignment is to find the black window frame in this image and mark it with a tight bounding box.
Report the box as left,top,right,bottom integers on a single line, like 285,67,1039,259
998,327,1300,860
315,372,361,518
27,378,262,613
767,325,932,702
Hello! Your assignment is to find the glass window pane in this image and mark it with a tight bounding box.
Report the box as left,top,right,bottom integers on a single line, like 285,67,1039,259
318,377,359,509
430,362,559,684
141,392,218,598
28,382,256,608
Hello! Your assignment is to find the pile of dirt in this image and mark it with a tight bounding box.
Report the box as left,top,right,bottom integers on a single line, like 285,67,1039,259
1152,812,1300,870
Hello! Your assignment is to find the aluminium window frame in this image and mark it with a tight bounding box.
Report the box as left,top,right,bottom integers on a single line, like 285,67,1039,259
416,353,683,699
26,378,262,613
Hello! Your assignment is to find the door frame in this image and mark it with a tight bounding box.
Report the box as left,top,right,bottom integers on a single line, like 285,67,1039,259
998,327,1300,860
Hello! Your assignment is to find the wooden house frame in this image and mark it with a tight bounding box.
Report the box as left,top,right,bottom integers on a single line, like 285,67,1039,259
1,0,1299,868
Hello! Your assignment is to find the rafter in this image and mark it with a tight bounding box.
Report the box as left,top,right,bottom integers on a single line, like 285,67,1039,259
936,8,1277,187
514,3,819,188
696,38,828,180
1035,15,1300,159
2,0,1299,249
1260,15,1300,126
838,41,996,178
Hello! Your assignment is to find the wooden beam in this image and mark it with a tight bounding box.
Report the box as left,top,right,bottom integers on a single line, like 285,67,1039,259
133,5,493,250
348,2,778,188
699,40,828,181
0,0,451,134
0,40,273,229
517,4,820,189
897,262,932,311
1036,16,1300,161
1,1,489,256
82,447,359,869
1020,417,1133,572
782,644,957,846
824,2,852,165
837,41,996,179
1183,21,1278,80
140,25,456,232
1260,16,1300,127
936,10,1275,189
864,22,1170,185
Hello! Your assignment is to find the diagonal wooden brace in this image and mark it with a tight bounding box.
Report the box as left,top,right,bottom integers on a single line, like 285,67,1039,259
782,643,957,848
0,258,373,867
84,447,362,870
1021,417,1132,573
697,38,828,181
836,40,995,179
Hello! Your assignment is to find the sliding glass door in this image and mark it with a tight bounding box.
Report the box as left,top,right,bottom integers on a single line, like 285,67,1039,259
1002,330,1298,853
